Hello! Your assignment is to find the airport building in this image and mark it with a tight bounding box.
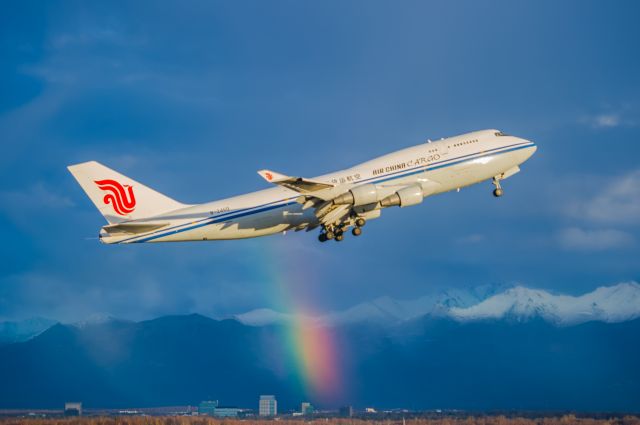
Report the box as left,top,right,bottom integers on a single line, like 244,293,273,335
198,400,219,416
301,402,314,415
64,402,82,417
198,400,243,417
259,395,277,416
339,405,353,417
213,407,241,417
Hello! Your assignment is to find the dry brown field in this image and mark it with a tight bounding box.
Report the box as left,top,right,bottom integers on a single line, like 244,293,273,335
1,416,639,425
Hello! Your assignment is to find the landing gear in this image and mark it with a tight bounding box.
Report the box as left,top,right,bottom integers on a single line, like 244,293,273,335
319,225,336,243
334,227,345,242
319,218,366,243
492,177,504,197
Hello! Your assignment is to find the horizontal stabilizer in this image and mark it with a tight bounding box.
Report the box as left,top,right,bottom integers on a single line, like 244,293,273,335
103,222,169,235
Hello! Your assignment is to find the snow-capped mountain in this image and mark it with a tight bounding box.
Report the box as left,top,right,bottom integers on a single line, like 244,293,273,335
234,291,481,327
319,287,498,326
321,295,431,325
235,285,506,327
234,308,295,326
70,313,125,328
234,282,640,327
450,282,640,326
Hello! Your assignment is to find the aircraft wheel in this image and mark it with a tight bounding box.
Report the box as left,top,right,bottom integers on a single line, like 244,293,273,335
355,218,366,227
325,231,335,240
493,188,504,197
352,227,362,236
335,234,344,242
318,233,328,242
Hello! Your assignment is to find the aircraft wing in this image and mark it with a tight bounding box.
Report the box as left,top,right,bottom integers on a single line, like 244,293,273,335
257,169,335,194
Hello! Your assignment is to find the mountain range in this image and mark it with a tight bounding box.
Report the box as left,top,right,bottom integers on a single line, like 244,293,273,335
1,283,639,411
235,282,640,327
3,283,638,344
0,317,57,345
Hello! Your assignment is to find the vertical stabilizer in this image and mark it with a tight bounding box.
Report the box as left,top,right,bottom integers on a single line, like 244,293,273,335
67,161,187,223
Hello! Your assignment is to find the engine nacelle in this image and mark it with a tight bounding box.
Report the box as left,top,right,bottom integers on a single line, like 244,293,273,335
333,184,379,206
380,185,423,208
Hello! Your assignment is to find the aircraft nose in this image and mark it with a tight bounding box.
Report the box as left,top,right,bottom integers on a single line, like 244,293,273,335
522,138,537,158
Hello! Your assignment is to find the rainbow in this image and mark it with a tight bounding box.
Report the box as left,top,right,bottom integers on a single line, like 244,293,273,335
257,237,345,404
286,307,342,401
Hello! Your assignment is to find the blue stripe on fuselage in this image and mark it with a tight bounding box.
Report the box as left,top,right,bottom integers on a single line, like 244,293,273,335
122,141,534,243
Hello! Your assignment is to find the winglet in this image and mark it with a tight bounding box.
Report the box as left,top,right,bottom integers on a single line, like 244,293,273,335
257,169,289,183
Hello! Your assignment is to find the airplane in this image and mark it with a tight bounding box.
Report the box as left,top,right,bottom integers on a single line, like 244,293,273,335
68,129,536,244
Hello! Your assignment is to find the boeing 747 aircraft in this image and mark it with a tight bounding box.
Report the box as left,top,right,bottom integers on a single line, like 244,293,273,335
68,129,536,243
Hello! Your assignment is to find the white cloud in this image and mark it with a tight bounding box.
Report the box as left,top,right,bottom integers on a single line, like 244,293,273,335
51,28,126,49
567,169,640,225
592,113,620,128
0,182,75,211
456,233,485,244
557,227,633,251
0,182,75,231
581,105,637,129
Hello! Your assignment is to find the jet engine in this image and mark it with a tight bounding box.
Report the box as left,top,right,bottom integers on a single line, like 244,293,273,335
333,184,379,206
379,185,424,208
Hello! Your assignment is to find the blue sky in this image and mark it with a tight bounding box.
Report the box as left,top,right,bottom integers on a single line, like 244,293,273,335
1,0,639,322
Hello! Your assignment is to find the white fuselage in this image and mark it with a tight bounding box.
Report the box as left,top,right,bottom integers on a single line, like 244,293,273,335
101,129,536,244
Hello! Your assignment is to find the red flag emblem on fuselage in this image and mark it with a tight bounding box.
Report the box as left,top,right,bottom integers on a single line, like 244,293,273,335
94,179,136,215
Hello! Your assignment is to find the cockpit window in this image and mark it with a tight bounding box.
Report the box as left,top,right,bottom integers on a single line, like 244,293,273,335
495,131,509,137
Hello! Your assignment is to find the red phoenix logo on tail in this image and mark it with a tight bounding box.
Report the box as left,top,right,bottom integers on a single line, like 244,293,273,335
94,179,136,215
